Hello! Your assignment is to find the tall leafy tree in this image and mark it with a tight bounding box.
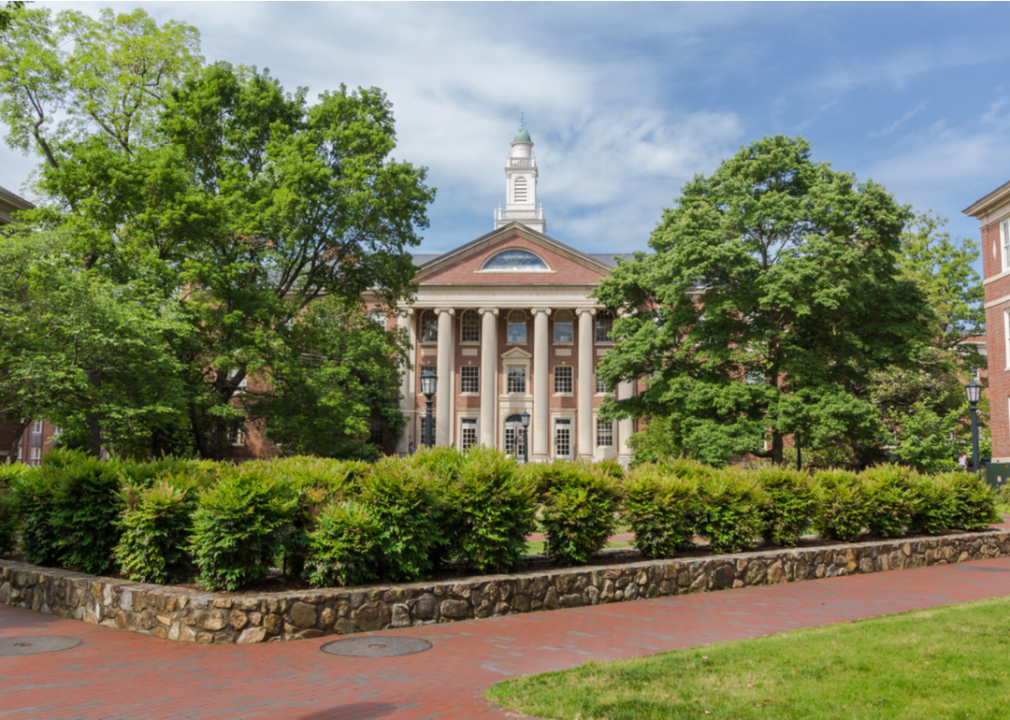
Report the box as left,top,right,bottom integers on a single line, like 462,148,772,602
595,135,931,466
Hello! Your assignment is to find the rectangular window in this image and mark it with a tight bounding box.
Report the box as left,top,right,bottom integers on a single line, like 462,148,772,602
554,419,572,458
507,366,526,394
369,422,384,446
596,418,614,447
554,365,573,394
461,418,477,451
31,420,43,434
228,427,245,447
30,447,41,466
595,371,608,394
1003,220,1010,271
461,366,479,393
505,427,518,457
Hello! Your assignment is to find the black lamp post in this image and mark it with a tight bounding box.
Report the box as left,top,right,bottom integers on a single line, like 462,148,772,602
965,379,982,474
421,370,437,448
520,409,531,464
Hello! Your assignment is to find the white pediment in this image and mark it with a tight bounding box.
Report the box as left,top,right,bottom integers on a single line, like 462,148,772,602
500,346,532,360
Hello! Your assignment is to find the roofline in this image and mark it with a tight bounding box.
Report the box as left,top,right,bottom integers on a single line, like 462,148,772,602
415,222,615,277
0,186,34,212
963,179,1010,218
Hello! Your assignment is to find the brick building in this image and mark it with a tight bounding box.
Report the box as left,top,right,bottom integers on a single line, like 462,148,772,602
965,179,1010,461
367,126,638,463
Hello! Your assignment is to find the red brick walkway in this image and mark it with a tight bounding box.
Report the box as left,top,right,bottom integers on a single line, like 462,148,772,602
4,557,1010,719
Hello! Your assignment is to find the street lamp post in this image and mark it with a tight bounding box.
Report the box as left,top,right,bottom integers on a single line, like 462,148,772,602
421,370,437,448
520,410,531,464
965,379,982,475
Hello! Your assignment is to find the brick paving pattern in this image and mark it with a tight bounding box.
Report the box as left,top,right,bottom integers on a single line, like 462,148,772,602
4,556,1010,719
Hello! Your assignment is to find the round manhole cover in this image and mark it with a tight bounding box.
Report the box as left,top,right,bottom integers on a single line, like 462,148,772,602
320,636,433,658
0,636,82,657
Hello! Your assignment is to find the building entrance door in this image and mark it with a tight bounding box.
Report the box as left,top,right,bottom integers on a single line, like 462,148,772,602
504,413,527,461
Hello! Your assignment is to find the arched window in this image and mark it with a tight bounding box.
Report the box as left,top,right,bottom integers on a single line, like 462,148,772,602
460,310,479,343
514,176,528,203
481,249,550,271
554,309,573,343
595,311,614,343
508,309,527,343
420,310,438,343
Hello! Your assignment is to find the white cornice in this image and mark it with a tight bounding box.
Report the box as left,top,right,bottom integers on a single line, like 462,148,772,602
964,179,1010,225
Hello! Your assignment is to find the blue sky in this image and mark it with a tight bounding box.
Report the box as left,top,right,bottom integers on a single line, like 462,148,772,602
2,2,1009,262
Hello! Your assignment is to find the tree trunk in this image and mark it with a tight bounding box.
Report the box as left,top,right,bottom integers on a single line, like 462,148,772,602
771,430,784,465
5,419,29,465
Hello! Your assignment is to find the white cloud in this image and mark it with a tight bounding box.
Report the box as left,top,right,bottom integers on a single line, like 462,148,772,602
868,101,928,138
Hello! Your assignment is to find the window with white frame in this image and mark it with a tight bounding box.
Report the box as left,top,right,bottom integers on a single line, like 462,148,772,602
228,368,248,391
369,310,386,329
460,418,477,451
1003,219,1010,271
508,310,527,343
460,310,480,343
595,370,608,394
461,366,479,393
228,427,245,447
30,447,41,465
554,419,572,458
505,426,518,457
31,420,42,434
596,418,614,447
554,309,573,343
420,310,438,342
554,365,573,394
595,311,614,343
507,365,526,394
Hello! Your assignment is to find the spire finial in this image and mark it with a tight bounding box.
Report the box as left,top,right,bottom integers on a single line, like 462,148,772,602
520,112,524,129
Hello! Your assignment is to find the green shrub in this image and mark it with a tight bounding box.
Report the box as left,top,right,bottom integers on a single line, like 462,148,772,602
359,457,443,581
757,465,817,546
814,470,870,542
908,475,952,535
115,480,196,583
10,467,58,565
538,461,621,565
594,459,626,481
412,445,466,483
861,464,918,538
696,469,763,554
623,464,701,559
303,500,382,587
0,463,28,556
190,467,298,591
444,447,536,573
938,472,1000,531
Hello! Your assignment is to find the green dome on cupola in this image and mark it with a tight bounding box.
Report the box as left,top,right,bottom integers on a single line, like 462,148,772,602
513,127,531,143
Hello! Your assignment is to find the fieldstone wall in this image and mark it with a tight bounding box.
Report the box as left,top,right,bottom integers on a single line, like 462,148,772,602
2,530,1008,644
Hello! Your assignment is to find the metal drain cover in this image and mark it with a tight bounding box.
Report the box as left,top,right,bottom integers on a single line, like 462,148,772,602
0,636,82,657
320,636,432,658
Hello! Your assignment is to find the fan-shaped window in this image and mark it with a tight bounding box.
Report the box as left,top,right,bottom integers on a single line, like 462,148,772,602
461,310,479,343
514,177,528,203
420,310,438,343
595,311,614,343
554,309,573,344
508,309,527,343
481,249,550,272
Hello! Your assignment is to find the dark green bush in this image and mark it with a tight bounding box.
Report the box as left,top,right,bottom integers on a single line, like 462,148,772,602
359,456,443,581
861,464,918,538
696,469,763,554
594,459,627,481
908,475,951,535
10,467,58,565
538,461,621,565
623,464,701,559
190,467,298,591
115,479,196,583
0,463,28,556
757,465,817,546
938,472,1000,531
444,447,536,573
303,500,382,587
814,470,870,542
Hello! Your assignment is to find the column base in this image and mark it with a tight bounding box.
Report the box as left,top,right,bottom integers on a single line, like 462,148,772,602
616,454,632,468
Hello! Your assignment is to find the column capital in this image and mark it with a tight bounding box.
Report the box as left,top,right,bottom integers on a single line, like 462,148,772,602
478,307,499,316
434,307,456,316
530,308,552,317
575,307,597,317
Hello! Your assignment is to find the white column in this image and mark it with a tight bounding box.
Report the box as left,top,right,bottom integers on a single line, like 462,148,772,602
435,308,454,446
576,308,595,460
479,308,498,448
617,379,634,466
395,311,414,454
531,308,551,461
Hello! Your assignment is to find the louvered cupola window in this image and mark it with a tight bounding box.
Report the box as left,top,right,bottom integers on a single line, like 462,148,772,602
514,177,528,203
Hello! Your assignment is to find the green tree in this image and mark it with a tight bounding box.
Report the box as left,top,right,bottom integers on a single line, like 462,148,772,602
595,135,931,466
1,7,433,459
249,298,409,459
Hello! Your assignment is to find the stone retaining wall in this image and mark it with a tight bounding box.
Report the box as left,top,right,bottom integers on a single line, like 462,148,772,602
2,530,1008,644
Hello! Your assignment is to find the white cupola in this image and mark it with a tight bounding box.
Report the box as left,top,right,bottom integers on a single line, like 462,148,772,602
494,121,545,234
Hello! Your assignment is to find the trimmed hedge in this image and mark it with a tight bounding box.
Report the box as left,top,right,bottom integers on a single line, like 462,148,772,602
0,452,1000,590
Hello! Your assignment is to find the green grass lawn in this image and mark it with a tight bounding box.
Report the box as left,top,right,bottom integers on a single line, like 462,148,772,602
487,595,1010,719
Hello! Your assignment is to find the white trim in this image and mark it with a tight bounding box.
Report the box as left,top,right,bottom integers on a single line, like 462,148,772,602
1004,309,1010,371
984,293,1010,309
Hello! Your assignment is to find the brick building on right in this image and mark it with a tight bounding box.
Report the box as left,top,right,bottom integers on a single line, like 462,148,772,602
965,179,1010,462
